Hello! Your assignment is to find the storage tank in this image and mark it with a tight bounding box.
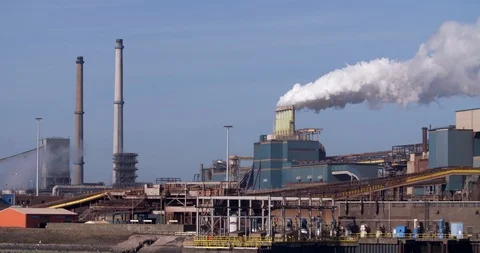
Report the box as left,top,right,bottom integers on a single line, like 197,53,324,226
229,214,238,233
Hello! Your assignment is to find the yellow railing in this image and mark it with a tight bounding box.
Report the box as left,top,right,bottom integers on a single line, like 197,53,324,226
186,233,474,247
329,232,473,241
187,236,273,248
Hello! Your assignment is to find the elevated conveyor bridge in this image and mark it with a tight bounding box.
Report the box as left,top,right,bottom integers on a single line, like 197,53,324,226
248,167,480,199
33,192,109,209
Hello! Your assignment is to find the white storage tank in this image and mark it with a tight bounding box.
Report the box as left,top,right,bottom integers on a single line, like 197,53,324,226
229,214,238,233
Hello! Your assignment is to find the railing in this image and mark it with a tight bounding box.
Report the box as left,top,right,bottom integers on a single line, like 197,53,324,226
186,236,273,248
337,232,473,241
78,208,92,221
185,233,475,248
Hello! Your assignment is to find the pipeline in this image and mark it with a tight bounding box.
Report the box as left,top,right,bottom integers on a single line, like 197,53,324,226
52,185,110,196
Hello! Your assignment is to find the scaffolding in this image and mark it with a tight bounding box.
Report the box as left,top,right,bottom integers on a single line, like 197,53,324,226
195,195,336,244
113,153,138,187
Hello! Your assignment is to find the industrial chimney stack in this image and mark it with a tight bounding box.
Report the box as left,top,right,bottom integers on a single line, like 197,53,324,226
113,39,124,184
73,56,85,185
422,127,428,158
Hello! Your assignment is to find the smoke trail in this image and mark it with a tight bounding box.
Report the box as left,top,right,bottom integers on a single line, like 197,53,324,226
277,19,480,112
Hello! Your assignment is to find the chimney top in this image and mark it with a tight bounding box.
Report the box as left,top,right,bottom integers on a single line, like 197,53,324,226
115,39,124,49
76,56,84,64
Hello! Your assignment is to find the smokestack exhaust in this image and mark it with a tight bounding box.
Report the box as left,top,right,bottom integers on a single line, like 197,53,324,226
422,127,428,155
113,39,124,184
277,20,480,112
73,56,84,185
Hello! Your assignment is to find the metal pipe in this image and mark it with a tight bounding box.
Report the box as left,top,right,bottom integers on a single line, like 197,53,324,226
196,196,199,236
113,39,124,184
224,125,233,183
422,127,428,154
35,117,42,196
13,173,17,205
198,196,334,201
73,56,85,185
51,185,109,196
268,195,271,236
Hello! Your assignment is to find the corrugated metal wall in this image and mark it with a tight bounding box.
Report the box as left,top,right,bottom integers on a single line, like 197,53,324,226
261,243,397,253
446,175,465,191
261,242,480,253
358,243,397,253
285,140,319,162
428,129,473,169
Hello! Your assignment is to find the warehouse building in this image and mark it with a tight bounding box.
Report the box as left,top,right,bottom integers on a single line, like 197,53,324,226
0,207,77,228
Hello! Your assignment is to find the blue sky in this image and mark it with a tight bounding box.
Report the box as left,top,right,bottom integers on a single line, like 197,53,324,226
0,1,479,184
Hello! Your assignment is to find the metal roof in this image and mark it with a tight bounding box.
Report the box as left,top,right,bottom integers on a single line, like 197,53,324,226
456,108,480,112
5,207,77,215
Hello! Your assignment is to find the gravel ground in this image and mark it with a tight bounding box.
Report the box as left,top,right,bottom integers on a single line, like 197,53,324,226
0,228,131,246
0,228,190,252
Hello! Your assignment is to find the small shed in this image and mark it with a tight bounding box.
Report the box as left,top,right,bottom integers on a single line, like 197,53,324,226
0,207,78,228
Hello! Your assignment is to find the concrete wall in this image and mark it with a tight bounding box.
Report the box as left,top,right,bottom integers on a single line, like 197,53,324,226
338,201,480,234
46,223,192,235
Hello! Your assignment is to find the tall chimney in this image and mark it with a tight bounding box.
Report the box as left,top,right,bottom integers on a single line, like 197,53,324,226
73,56,85,185
113,39,124,184
422,127,428,154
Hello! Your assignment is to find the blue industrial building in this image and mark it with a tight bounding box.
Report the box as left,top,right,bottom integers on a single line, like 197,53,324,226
428,127,473,169
424,126,473,192
250,137,380,190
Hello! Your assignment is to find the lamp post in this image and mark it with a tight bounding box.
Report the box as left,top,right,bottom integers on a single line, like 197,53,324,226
13,173,18,206
35,117,42,196
223,125,233,183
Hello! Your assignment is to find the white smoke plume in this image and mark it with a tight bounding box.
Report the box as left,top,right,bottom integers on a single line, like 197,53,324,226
277,19,480,112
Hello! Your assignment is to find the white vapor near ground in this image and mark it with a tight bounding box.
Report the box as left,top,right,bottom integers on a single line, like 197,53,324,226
277,19,480,112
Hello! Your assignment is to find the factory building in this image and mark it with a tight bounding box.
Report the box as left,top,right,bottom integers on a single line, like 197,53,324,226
410,108,480,196
200,106,381,190
0,137,71,192
251,106,381,190
40,137,71,190
0,207,77,228
456,108,480,167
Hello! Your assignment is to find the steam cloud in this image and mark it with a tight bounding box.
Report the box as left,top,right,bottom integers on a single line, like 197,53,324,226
277,19,480,111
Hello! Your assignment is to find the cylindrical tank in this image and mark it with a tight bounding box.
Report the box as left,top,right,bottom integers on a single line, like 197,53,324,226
229,214,238,233
2,190,12,194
